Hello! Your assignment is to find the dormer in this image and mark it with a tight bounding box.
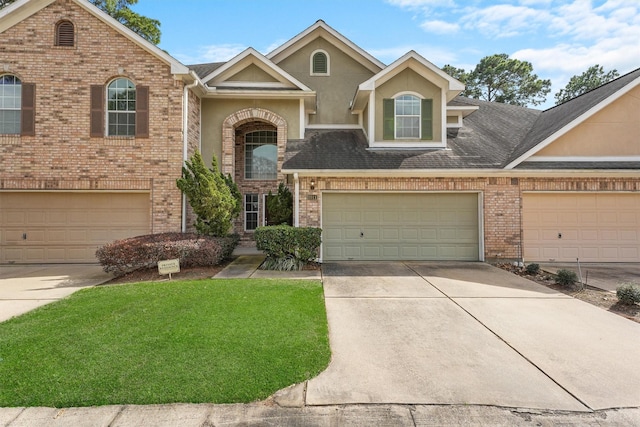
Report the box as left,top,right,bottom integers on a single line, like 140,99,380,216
352,51,464,148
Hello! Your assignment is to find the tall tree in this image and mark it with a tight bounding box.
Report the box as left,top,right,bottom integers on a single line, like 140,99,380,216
442,64,469,86
464,54,551,107
0,0,160,44
554,65,619,104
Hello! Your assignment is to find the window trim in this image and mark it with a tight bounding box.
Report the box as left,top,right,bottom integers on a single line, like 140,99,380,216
394,93,421,139
0,74,22,135
244,193,259,232
106,77,136,137
382,92,433,142
244,130,278,180
310,49,330,76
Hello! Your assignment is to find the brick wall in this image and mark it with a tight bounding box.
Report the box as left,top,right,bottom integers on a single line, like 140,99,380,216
0,0,187,234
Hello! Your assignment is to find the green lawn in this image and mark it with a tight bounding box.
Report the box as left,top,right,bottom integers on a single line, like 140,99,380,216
0,279,330,407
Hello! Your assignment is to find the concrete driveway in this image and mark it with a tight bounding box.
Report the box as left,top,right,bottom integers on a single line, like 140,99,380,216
0,264,112,323
307,262,640,412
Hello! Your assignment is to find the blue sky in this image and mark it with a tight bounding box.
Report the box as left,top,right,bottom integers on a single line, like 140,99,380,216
135,0,640,108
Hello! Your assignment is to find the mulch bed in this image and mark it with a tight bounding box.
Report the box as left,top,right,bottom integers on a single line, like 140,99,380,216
496,263,640,324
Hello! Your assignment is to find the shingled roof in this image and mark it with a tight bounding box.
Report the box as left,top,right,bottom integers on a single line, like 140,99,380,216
189,62,226,80
283,97,541,171
283,68,640,172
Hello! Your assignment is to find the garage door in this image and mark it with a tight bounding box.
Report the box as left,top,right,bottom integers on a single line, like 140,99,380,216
1,192,150,263
523,193,640,262
322,193,479,261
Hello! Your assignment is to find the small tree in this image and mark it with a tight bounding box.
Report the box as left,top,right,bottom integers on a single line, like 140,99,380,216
176,151,236,237
266,182,293,226
222,173,242,220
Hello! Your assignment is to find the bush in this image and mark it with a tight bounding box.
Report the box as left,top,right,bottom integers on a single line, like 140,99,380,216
555,269,578,286
617,283,640,305
525,263,540,275
96,232,238,276
266,183,293,226
254,225,322,271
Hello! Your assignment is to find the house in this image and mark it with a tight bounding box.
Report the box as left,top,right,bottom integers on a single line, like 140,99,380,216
1,1,639,264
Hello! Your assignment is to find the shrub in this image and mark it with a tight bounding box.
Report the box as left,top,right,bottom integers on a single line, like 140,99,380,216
555,269,578,286
176,151,237,237
525,263,540,275
617,283,640,305
266,182,293,226
254,225,322,271
96,232,238,276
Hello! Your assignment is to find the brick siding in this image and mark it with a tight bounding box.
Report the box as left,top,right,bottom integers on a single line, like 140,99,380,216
0,0,188,234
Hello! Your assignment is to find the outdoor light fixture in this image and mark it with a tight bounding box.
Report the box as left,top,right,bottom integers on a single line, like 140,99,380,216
310,178,315,190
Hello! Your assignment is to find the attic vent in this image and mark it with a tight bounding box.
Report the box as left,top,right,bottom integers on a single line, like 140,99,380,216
311,50,329,75
55,20,75,47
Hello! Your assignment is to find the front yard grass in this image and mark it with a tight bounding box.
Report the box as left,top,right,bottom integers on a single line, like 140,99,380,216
0,279,330,408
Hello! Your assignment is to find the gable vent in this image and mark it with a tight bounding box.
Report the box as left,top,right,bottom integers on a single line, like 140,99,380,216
55,20,75,47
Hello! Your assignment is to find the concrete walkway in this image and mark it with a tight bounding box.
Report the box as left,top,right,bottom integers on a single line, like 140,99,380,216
213,254,322,280
0,264,112,323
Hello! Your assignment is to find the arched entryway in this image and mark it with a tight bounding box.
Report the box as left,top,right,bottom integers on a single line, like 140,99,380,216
221,108,288,238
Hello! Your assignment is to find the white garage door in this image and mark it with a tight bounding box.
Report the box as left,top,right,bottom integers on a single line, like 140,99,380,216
322,193,480,261
1,192,150,263
523,193,640,262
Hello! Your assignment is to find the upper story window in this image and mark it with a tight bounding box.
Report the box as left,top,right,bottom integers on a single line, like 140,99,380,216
107,78,136,137
311,50,329,75
245,130,277,180
0,74,21,134
383,94,433,141
55,20,75,47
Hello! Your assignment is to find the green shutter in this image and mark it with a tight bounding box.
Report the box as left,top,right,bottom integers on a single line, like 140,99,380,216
383,98,395,140
421,98,433,140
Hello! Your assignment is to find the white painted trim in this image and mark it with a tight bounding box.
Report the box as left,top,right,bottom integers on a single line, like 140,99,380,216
505,75,640,169
202,89,316,99
299,99,306,139
214,81,295,89
477,192,485,262
293,173,300,227
281,168,640,178
201,48,313,92
368,141,447,149
267,20,385,72
368,91,376,145
527,156,640,162
305,124,362,130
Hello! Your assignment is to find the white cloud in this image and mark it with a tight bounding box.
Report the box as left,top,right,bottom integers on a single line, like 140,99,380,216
461,4,551,38
420,20,460,34
175,44,247,64
386,0,454,8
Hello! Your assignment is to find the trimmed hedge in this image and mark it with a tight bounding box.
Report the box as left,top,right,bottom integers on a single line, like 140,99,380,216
254,225,322,271
96,232,239,276
555,269,578,286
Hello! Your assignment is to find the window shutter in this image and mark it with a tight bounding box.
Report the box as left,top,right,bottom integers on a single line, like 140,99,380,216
383,98,395,140
90,85,104,137
135,85,149,138
20,83,35,136
421,98,433,140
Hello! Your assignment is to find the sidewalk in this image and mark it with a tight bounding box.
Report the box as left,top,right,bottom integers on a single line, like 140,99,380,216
213,248,321,280
3,403,640,426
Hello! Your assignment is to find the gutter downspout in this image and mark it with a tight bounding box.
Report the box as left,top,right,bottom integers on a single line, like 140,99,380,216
182,74,200,233
293,173,300,227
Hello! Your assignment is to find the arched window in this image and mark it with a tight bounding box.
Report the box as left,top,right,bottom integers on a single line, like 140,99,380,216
55,20,75,47
311,50,329,75
0,74,21,134
245,130,277,180
107,78,136,136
